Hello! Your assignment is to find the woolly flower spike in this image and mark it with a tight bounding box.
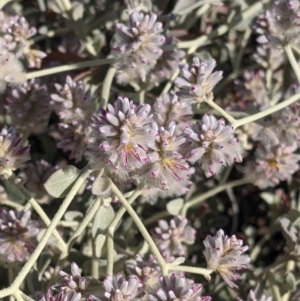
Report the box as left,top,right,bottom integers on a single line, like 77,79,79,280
141,122,191,190
253,143,300,188
203,229,250,288
112,11,165,83
51,76,94,126
0,209,39,262
174,57,223,104
144,273,211,301
0,39,26,91
184,114,243,178
89,273,143,301
152,215,196,257
6,79,51,134
87,96,155,181
126,254,160,286
0,125,30,175
36,289,81,301
25,160,58,204
153,93,193,134
52,262,90,297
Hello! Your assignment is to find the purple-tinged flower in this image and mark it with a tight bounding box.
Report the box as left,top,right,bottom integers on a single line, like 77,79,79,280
87,96,155,181
139,122,192,194
57,123,91,163
51,76,94,127
89,273,143,301
52,262,90,297
184,114,243,177
6,79,51,134
203,229,250,288
0,125,30,175
25,160,58,204
1,14,46,68
126,254,160,286
36,289,81,301
174,57,223,104
237,289,272,301
112,11,165,83
153,93,193,134
252,143,300,188
144,273,211,301
152,215,196,257
0,209,39,262
0,39,26,91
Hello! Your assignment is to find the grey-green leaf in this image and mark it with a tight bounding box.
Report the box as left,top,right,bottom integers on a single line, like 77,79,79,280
166,198,184,216
92,205,115,237
94,234,106,258
44,165,81,198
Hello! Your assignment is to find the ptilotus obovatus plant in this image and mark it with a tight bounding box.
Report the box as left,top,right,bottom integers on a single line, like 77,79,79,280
2,0,300,301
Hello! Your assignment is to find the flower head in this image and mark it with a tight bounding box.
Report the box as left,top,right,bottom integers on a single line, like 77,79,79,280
6,79,51,134
144,274,211,301
0,209,39,262
184,114,243,177
89,274,143,301
203,229,250,288
36,289,81,301
0,125,30,175
52,262,90,297
174,57,223,104
112,11,165,83
87,96,155,181
152,215,196,257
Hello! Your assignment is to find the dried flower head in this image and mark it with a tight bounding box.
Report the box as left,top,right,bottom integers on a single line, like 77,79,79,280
25,160,58,204
0,39,26,91
153,93,193,134
6,79,51,134
174,57,223,104
51,76,94,126
0,209,39,262
112,11,165,83
144,273,211,301
252,143,300,188
87,96,155,181
184,114,243,177
89,273,143,301
0,125,30,175
52,262,90,297
203,229,250,288
126,254,160,286
152,215,196,257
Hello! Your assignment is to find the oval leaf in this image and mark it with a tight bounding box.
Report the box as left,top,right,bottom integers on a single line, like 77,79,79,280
166,198,184,216
94,234,106,258
92,205,115,237
44,165,81,198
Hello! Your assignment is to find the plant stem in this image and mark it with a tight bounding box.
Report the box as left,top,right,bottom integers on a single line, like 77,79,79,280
106,183,144,275
144,210,170,226
5,166,92,292
284,44,300,85
181,178,250,217
0,0,13,9
232,92,300,128
100,66,116,108
166,264,213,279
19,292,34,301
2,200,23,210
206,100,236,124
26,58,115,79
109,179,168,275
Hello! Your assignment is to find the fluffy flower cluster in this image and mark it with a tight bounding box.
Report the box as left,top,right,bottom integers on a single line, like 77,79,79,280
51,76,95,162
0,125,30,175
6,79,51,135
0,209,39,262
152,215,196,257
183,114,243,177
0,11,46,68
174,57,223,104
203,229,250,288
112,11,165,83
144,273,211,301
